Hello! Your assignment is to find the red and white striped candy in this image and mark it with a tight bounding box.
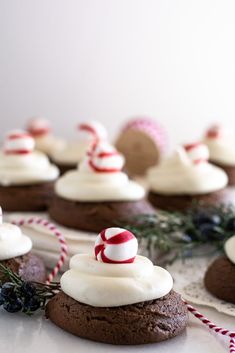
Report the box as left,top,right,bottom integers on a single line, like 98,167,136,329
88,141,124,173
3,130,35,155
94,227,138,264
78,121,107,142
206,124,224,139
27,117,51,137
184,142,209,164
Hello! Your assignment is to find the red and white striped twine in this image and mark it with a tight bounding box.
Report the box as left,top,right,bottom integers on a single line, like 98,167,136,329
11,217,68,284
185,300,235,353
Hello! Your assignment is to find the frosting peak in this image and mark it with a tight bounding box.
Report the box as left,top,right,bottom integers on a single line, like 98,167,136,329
0,129,59,186
55,141,145,201
60,228,173,307
0,207,32,260
147,146,228,195
203,124,235,166
224,236,235,265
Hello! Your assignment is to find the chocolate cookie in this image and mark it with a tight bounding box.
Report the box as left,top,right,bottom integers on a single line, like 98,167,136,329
0,252,47,283
51,162,76,175
148,187,235,212
46,290,188,345
204,256,235,304
49,195,155,232
210,161,235,186
0,181,55,212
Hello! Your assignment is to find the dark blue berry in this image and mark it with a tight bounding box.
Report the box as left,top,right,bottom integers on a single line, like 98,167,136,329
3,298,22,313
23,296,41,312
193,212,221,227
0,283,16,300
20,282,36,297
199,223,223,240
226,217,235,231
0,293,5,306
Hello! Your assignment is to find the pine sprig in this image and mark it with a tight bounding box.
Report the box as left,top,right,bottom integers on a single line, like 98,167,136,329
120,204,235,264
0,264,60,315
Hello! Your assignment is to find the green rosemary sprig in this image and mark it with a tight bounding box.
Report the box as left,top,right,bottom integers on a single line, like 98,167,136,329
120,203,235,264
0,264,60,315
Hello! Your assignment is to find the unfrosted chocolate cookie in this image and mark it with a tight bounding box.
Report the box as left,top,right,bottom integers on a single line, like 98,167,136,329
148,187,235,212
204,256,235,304
46,290,188,345
0,252,47,283
49,195,155,232
0,181,55,212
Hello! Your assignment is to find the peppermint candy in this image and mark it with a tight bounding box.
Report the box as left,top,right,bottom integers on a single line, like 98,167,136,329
3,130,35,155
27,117,51,137
95,227,138,264
206,124,223,139
78,121,107,142
88,141,124,173
184,142,209,164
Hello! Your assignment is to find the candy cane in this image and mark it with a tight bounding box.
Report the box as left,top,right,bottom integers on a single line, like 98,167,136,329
11,217,68,284
185,300,235,353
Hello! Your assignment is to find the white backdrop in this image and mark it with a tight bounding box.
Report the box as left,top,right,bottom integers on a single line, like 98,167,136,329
1,0,235,145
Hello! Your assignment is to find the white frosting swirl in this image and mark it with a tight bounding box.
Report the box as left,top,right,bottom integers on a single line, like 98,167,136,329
224,235,235,265
0,151,59,186
55,157,145,201
147,147,228,195
60,254,173,307
34,135,65,155
203,134,235,166
50,141,89,165
0,223,32,260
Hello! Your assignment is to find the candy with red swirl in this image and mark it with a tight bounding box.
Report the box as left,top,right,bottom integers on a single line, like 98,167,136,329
3,130,35,155
87,141,124,173
184,142,209,164
95,227,138,263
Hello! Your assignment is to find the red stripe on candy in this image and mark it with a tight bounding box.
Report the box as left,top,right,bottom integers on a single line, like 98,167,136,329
184,142,202,151
106,230,135,245
89,159,120,173
4,149,31,155
100,251,135,264
7,133,32,140
28,128,49,136
78,123,97,137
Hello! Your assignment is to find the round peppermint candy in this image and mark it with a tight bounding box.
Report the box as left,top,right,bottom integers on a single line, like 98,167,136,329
3,130,35,155
27,116,51,136
184,142,209,164
94,227,138,264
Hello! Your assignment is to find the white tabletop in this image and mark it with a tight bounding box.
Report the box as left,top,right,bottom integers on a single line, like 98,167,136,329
1,304,234,353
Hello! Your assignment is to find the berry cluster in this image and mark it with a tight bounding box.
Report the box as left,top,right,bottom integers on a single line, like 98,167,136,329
124,203,235,263
186,210,235,242
0,282,40,313
0,264,60,315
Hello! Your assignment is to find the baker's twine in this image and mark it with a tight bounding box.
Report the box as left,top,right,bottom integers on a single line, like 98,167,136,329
185,300,235,352
11,217,68,284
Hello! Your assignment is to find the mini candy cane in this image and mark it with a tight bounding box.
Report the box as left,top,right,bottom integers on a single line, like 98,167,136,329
185,300,235,353
11,217,68,284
